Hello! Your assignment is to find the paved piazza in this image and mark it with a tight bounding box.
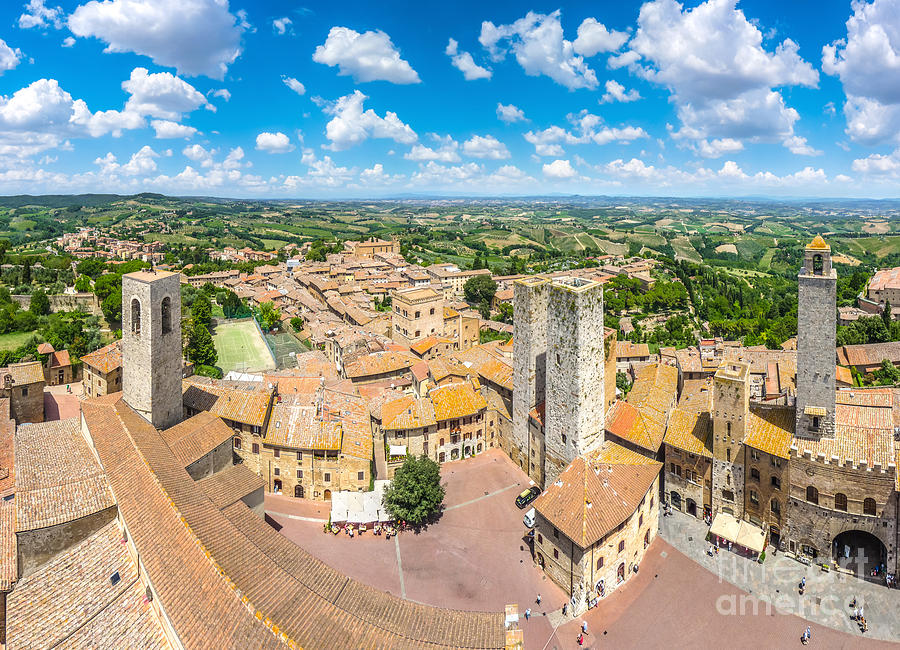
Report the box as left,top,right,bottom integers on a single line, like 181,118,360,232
267,450,894,649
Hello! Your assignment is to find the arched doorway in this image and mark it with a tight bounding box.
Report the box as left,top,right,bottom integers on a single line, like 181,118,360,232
273,479,282,494
686,498,697,517
833,530,887,580
439,452,445,463
769,525,780,549
617,562,625,583
670,491,682,510
323,489,332,500
294,485,304,498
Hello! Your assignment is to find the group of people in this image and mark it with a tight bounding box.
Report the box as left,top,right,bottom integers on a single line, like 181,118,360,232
324,522,398,538
849,598,868,633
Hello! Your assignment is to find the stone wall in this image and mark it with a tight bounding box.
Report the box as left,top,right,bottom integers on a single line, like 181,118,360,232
9,382,44,425
12,292,102,316
545,278,606,485
786,453,897,571
185,440,234,481
122,272,183,429
665,445,711,516
743,446,789,535
796,264,837,439
16,505,117,578
711,364,749,518
512,278,548,476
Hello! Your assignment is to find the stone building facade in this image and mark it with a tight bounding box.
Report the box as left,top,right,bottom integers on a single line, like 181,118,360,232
391,287,444,346
544,277,607,485
511,277,548,478
711,361,750,518
81,341,122,398
2,362,45,424
122,270,183,430
795,236,836,439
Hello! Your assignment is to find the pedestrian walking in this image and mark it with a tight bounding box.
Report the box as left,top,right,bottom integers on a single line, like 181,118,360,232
524,608,531,621
582,620,588,634
577,632,584,646
536,593,541,605
562,603,567,617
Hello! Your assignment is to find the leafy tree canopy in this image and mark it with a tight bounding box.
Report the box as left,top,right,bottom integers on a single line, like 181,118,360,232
382,455,445,526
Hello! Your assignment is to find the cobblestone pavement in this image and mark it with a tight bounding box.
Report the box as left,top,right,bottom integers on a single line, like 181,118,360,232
660,508,900,642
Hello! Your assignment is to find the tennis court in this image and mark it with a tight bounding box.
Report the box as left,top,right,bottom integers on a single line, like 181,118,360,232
264,330,306,369
212,319,276,373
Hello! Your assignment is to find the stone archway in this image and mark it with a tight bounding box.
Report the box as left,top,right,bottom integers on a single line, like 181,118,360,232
833,530,887,580
686,498,697,517
670,491,681,510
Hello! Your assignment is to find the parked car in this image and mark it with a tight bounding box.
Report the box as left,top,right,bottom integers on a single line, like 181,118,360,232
523,507,536,528
515,486,541,509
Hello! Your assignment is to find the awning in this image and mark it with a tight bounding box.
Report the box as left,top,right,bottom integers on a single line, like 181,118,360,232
736,521,766,554
710,512,767,554
710,512,740,542
804,405,827,416
389,445,407,457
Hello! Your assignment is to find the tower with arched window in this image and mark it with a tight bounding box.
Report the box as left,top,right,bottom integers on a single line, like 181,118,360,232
796,236,836,439
122,270,183,429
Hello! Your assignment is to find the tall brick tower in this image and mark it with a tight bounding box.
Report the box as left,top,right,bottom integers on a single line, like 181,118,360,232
711,360,750,518
795,236,836,439
122,270,183,429
544,277,606,485
512,277,549,476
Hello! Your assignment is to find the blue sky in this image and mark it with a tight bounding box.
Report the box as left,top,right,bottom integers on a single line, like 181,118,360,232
1,0,900,197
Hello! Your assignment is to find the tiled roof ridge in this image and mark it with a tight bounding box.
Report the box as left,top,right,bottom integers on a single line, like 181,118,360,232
101,401,296,647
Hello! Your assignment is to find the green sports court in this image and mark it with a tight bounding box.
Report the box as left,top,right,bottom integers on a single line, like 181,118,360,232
212,319,276,374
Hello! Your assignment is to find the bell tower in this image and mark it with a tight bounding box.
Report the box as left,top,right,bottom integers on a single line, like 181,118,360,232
122,270,183,429
795,236,836,439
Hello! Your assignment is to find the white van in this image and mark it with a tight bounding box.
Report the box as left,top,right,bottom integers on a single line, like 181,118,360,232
523,507,536,528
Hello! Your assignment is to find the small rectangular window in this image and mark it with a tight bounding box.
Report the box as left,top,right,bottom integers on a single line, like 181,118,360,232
252,443,259,454
274,467,280,476
324,472,331,482
296,469,302,479
357,471,364,480
274,448,280,458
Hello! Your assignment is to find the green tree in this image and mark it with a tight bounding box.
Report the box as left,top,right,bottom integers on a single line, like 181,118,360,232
883,300,892,330
29,289,50,316
93,273,121,301
200,282,216,297
616,371,632,397
76,258,106,279
186,320,218,366
258,301,281,331
463,274,497,305
221,290,246,319
382,455,445,526
101,290,122,322
494,301,513,324
191,293,212,326
74,275,92,292
290,316,304,332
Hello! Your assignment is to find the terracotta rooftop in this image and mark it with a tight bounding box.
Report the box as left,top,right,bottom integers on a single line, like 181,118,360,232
607,364,677,453
743,405,795,459
49,349,71,368
345,351,416,380
534,440,660,549
265,401,342,450
0,499,15,591
430,381,487,421
81,395,503,648
617,341,650,358
381,394,436,430
6,520,167,648
529,401,546,428
197,463,265,510
6,360,44,386
0,398,13,497
160,410,236,468
664,408,713,457
182,377,273,427
15,417,115,532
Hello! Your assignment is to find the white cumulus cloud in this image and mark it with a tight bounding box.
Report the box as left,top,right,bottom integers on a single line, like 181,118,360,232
0,40,23,75
18,0,64,29
122,67,209,120
621,0,817,153
151,119,197,139
496,103,527,123
462,135,510,159
322,90,417,150
600,80,640,103
256,131,294,153
823,0,900,145
68,0,246,79
479,10,598,90
404,134,460,162
543,159,577,178
313,26,420,84
573,17,629,56
272,17,292,35
282,75,306,96
445,38,491,80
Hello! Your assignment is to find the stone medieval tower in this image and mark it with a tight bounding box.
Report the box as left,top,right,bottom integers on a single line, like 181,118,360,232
795,236,836,439
122,270,183,430
544,277,606,485
711,360,750,518
512,277,549,475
